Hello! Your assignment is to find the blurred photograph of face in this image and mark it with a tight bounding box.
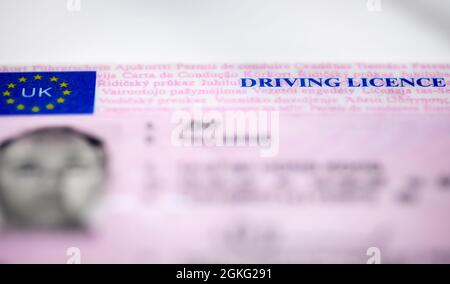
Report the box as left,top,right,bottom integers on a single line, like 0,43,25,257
0,127,107,229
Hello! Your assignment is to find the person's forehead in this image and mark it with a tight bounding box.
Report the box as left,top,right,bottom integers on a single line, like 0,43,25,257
1,134,100,162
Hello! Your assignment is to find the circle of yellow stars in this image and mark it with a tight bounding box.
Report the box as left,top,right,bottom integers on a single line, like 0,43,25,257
2,74,72,113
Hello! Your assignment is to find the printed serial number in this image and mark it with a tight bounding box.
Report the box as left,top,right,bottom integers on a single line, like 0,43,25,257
220,268,271,279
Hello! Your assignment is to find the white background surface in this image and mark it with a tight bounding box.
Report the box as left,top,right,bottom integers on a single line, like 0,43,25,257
0,0,449,64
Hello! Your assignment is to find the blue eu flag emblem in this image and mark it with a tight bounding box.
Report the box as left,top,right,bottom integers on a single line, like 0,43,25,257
0,71,96,115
